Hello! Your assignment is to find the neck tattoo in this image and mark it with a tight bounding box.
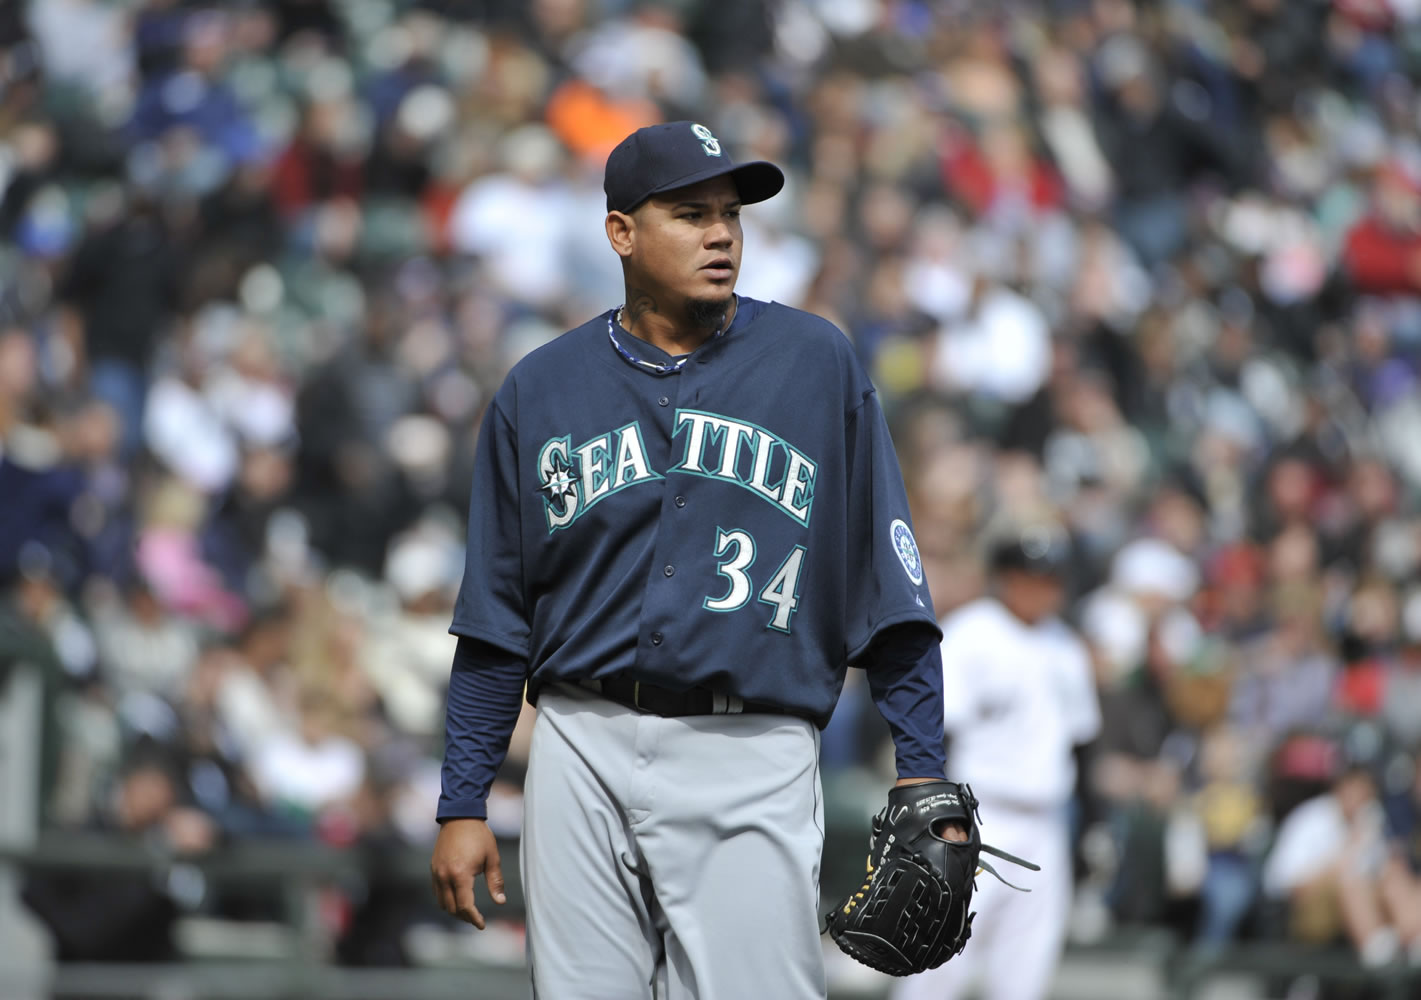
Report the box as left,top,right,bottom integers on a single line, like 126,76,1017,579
608,297,734,376
615,305,730,337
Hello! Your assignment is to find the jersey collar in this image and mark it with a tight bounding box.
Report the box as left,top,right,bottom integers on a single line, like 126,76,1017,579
606,295,737,376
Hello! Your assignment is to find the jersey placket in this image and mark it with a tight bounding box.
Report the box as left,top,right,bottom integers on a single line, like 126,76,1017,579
633,359,700,674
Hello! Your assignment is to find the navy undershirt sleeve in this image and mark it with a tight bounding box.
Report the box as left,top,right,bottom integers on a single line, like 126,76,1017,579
864,623,948,780
436,636,528,823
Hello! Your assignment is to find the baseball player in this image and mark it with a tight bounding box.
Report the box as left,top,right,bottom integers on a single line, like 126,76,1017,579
895,525,1101,1000
428,122,963,999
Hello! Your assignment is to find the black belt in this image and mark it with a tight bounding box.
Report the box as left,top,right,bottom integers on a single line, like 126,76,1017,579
582,675,818,725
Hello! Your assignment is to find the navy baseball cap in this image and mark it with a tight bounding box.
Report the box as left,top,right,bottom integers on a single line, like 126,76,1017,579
604,121,785,214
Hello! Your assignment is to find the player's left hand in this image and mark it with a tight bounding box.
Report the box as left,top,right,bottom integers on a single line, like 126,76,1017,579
896,777,967,842
826,780,1040,976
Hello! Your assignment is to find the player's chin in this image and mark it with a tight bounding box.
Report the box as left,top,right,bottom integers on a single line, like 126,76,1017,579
684,287,736,326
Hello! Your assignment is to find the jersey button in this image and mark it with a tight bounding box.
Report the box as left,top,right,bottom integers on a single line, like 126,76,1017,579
650,632,663,646
674,496,686,508
657,395,670,407
663,564,675,577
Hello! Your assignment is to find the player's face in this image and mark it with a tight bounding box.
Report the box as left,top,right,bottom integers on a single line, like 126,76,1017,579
624,175,743,317
998,570,1064,624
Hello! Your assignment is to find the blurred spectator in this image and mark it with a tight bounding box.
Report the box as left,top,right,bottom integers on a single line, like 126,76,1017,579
215,607,296,763
1343,160,1421,297
249,690,365,821
1092,35,1245,266
1032,46,1112,212
271,97,366,219
61,206,174,425
22,751,217,962
447,124,575,309
1229,586,1338,760
333,768,434,968
567,4,708,116
929,269,1052,405
1382,589,1421,749
125,10,263,171
143,334,241,494
1186,725,1269,951
358,524,460,740
1262,734,1421,967
91,578,197,699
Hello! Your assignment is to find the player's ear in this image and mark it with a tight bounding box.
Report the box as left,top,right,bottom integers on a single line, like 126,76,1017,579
605,211,635,259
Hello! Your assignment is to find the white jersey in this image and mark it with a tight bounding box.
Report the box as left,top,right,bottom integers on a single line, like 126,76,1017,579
940,597,1101,809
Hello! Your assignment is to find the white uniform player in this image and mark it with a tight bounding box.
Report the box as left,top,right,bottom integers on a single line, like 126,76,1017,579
895,525,1101,1000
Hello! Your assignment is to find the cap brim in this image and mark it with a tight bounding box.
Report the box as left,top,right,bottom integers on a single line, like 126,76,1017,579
646,160,785,207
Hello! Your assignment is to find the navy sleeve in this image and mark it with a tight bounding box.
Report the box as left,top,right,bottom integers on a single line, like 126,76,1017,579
864,626,949,780
449,390,530,655
843,387,940,660
437,637,528,822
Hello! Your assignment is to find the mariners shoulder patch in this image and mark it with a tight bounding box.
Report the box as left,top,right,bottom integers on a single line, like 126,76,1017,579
890,519,923,586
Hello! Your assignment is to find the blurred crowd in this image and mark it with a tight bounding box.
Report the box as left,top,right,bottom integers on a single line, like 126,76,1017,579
5,0,1421,978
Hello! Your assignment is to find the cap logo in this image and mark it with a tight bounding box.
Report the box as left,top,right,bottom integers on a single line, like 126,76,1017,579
691,123,722,157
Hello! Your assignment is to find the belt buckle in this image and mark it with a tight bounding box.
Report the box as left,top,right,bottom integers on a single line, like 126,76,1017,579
633,680,643,711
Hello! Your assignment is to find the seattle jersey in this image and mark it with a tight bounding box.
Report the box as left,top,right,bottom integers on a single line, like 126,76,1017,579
450,296,939,725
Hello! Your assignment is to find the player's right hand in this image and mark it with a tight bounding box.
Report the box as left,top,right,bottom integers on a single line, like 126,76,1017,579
430,818,505,930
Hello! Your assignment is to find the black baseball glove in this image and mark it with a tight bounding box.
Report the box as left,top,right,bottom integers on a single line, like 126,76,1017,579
824,780,1040,977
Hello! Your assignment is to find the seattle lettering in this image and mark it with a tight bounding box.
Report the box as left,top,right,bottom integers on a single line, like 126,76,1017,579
535,410,816,532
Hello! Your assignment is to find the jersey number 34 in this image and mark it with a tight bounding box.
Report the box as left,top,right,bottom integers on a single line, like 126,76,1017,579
702,527,806,634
